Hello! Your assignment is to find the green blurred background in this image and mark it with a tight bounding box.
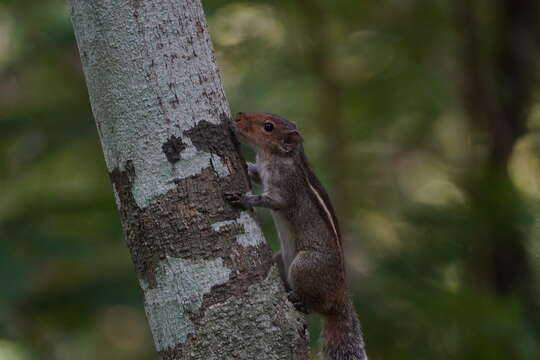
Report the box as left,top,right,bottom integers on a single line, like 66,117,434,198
1,0,540,359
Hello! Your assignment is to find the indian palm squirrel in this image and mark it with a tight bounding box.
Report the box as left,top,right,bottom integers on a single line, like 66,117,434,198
226,112,368,360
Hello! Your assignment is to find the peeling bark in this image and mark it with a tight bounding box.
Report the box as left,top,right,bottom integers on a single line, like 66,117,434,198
69,0,308,358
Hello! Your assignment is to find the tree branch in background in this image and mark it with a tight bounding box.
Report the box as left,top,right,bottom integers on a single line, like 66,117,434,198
455,0,539,334
295,0,351,221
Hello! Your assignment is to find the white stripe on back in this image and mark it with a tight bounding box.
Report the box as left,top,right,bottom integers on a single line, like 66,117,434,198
305,176,340,242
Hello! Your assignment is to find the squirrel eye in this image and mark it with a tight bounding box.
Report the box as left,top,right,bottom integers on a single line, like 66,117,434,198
263,122,274,132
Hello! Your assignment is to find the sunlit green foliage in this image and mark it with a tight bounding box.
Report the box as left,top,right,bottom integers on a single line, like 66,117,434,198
0,0,539,359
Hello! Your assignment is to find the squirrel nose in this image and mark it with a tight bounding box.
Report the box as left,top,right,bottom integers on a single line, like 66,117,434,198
235,112,244,122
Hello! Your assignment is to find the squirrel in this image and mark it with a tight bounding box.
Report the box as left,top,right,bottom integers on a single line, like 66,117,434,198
225,112,368,360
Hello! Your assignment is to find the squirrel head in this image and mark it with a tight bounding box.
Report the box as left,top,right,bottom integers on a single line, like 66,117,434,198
233,112,303,156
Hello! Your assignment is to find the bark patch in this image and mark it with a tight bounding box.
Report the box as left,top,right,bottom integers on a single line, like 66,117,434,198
162,135,186,163
109,164,253,287
159,268,309,360
185,116,250,186
184,119,237,155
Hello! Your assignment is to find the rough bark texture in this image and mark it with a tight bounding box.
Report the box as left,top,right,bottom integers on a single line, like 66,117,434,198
69,0,309,359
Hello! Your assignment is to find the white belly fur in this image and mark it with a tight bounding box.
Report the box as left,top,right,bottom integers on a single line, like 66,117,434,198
271,210,296,274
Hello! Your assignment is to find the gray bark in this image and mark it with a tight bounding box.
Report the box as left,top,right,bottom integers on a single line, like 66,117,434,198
68,0,308,359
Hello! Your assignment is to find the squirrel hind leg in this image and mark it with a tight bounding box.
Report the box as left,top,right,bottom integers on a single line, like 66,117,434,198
287,250,345,315
287,290,310,314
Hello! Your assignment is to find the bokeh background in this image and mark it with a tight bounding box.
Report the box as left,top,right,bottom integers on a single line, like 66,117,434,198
1,0,540,359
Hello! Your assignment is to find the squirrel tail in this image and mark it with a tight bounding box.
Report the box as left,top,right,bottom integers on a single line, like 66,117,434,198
320,295,368,360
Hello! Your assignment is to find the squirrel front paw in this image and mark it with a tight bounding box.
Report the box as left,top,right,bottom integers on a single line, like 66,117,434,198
287,291,310,314
247,162,261,184
224,192,253,211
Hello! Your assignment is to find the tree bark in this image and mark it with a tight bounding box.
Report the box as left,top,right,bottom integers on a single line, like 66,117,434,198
68,1,308,359
455,0,540,344
455,0,538,297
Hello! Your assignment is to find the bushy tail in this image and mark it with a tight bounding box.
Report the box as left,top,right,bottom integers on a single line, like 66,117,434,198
320,296,368,360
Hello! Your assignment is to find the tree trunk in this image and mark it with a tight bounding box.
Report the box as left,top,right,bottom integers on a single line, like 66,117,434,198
455,0,538,297
297,0,351,221
68,0,308,359
455,0,540,345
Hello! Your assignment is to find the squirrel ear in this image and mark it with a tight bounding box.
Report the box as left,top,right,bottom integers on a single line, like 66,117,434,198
281,130,303,153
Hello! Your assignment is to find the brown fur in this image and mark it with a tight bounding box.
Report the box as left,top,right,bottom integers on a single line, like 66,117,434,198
230,112,368,360
322,296,367,360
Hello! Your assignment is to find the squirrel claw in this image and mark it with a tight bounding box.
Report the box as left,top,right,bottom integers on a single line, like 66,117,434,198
224,192,252,211
287,291,310,314
224,192,242,203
